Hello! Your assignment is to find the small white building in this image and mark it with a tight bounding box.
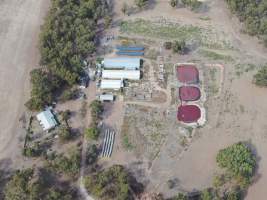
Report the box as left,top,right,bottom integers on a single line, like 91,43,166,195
37,109,58,131
100,79,124,90
102,70,140,80
99,94,114,102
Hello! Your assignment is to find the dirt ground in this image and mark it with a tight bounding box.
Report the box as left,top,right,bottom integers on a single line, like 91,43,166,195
107,0,267,199
0,0,49,168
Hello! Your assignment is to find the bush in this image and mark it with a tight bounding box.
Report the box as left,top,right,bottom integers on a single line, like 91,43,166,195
90,100,103,121
170,0,178,8
85,126,100,140
58,125,72,142
164,41,173,50
84,165,142,200
216,142,256,181
225,0,267,46
181,0,202,10
254,65,267,86
135,0,149,9
4,168,74,200
173,40,186,54
48,149,81,177
174,193,188,200
86,144,98,165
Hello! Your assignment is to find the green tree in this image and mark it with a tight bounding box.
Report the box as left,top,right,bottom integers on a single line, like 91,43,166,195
174,193,188,200
58,125,72,142
85,126,100,140
170,0,178,8
173,40,186,54
201,188,213,200
135,0,149,9
86,144,98,164
216,142,256,181
90,100,103,121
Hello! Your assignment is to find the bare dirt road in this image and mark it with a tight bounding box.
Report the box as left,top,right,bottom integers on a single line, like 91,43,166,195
0,0,49,167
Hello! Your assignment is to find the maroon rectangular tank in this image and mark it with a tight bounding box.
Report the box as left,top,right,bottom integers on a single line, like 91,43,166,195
177,105,201,123
177,65,199,84
179,86,201,101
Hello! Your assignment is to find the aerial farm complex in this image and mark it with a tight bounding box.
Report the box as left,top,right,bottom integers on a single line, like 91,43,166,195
2,0,267,199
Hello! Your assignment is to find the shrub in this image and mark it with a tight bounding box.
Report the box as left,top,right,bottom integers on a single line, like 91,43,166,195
58,125,72,142
253,65,267,86
86,144,98,165
170,0,178,8
173,40,186,54
90,100,103,121
85,126,100,140
135,0,149,9
84,165,142,200
164,41,172,50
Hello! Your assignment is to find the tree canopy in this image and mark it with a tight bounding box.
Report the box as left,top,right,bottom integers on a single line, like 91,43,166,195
253,65,267,87
225,0,267,46
27,0,108,110
216,142,256,180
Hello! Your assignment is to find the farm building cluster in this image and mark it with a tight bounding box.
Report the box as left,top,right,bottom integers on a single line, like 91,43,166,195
176,64,205,125
98,46,144,93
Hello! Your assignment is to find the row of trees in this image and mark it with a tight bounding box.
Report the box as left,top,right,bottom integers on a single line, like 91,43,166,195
85,100,103,140
226,0,267,45
27,0,108,110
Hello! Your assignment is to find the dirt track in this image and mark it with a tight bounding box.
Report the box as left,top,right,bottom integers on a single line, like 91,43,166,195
0,0,49,167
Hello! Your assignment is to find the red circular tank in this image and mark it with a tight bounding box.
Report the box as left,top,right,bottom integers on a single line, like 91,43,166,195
177,105,201,123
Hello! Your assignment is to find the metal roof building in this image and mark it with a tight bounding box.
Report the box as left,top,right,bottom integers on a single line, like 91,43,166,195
100,79,123,90
103,58,140,70
102,70,140,80
99,94,114,102
37,109,58,131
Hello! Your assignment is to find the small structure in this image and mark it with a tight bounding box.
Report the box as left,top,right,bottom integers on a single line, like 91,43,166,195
99,94,114,102
100,79,124,90
37,109,58,131
102,70,140,80
79,76,89,89
177,105,201,123
103,57,141,70
179,86,201,101
177,65,199,84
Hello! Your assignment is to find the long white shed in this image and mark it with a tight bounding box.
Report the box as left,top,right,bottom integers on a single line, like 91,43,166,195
102,70,140,80
103,58,140,70
100,79,123,90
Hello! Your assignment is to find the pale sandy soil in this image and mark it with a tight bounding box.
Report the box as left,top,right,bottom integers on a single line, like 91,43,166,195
0,0,49,168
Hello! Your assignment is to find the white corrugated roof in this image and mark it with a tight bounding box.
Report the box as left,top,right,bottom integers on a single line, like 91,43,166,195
102,70,140,80
100,79,123,90
37,110,58,131
104,58,140,70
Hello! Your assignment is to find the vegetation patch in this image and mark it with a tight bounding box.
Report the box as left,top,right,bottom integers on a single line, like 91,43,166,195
84,165,143,200
225,0,267,46
120,19,202,41
253,65,267,87
4,168,76,200
199,49,234,62
26,0,108,110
